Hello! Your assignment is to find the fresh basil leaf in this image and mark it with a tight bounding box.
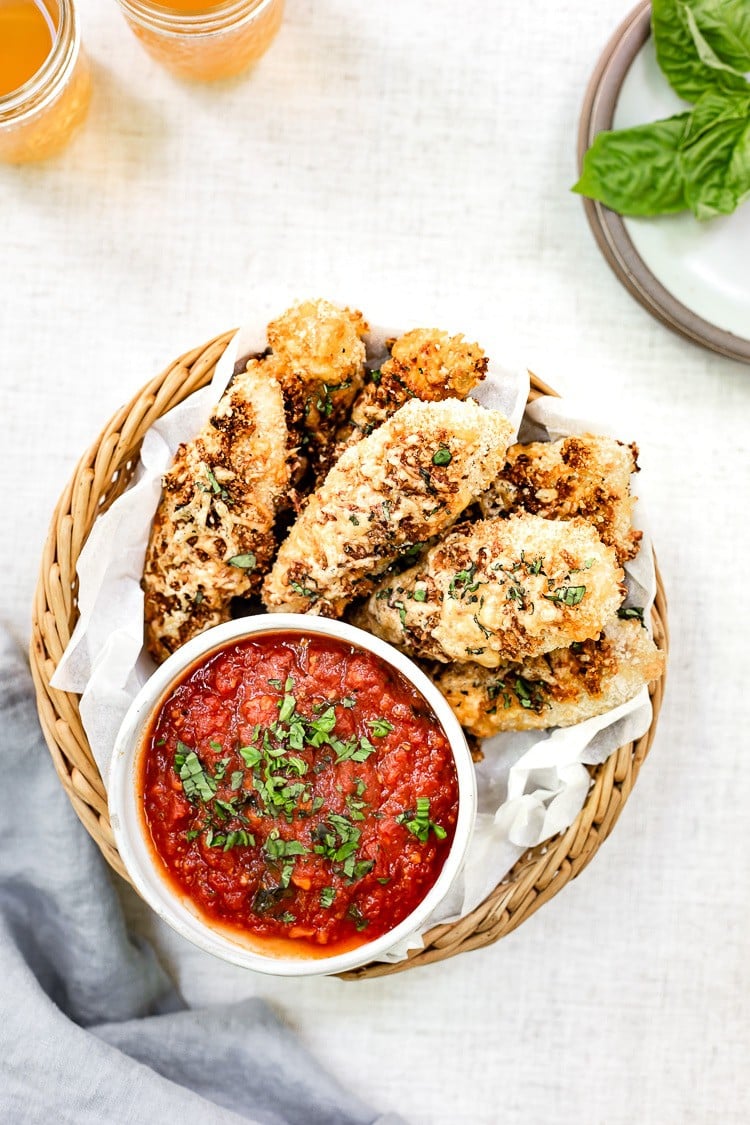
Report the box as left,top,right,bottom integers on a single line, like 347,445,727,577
688,0,750,73
679,90,750,217
652,0,749,102
683,5,750,81
573,115,690,215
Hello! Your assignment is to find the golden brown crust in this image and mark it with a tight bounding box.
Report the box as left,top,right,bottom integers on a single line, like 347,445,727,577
142,365,290,664
384,328,488,400
434,617,664,736
142,300,656,754
479,435,642,564
262,398,514,618
352,514,625,666
323,329,488,477
264,299,368,469
142,300,368,663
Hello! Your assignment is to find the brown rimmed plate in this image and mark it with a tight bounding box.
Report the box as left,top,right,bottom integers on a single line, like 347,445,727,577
578,0,750,365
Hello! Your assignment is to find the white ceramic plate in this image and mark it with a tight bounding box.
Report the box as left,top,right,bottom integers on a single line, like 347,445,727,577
578,0,750,363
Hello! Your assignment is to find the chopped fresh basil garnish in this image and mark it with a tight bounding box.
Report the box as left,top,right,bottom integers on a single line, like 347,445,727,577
174,740,191,771
213,757,230,781
264,834,309,860
617,605,645,623
472,614,494,639
228,552,257,570
397,796,447,844
367,718,394,738
278,693,296,724
449,563,479,599
346,903,370,932
544,584,586,607
239,745,262,769
204,466,222,494
179,751,217,803
290,579,317,599
512,677,547,713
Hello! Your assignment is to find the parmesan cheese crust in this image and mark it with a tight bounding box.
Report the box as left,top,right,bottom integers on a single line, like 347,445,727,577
478,435,642,564
434,617,664,735
263,298,368,467
352,514,624,667
143,364,290,664
321,328,488,479
262,397,514,617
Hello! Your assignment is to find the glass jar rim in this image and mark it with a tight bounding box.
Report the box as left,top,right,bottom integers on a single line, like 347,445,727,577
117,0,275,35
0,0,76,117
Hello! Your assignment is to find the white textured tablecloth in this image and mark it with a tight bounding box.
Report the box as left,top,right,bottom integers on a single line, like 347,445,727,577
1,2,749,1122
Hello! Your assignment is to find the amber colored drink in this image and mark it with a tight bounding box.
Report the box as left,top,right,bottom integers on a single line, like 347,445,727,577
117,0,284,82
152,0,228,9
0,0,90,163
0,0,55,97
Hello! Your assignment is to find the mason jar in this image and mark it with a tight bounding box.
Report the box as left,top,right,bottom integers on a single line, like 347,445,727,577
116,0,284,81
0,0,91,164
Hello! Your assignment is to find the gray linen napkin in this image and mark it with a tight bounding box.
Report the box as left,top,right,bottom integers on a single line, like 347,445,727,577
0,628,405,1125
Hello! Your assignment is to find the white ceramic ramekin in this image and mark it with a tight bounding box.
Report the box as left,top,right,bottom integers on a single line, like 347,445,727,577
108,614,477,977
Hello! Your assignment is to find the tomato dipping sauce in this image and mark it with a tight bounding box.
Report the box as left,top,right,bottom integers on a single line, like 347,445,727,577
140,633,459,955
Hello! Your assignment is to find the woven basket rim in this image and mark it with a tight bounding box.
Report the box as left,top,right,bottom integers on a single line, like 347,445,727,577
29,331,668,979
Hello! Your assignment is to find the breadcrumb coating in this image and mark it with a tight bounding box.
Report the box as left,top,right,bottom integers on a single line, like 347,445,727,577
352,514,624,667
258,299,369,474
479,434,641,564
434,617,664,735
385,328,488,399
143,364,290,664
142,298,659,755
323,329,487,477
262,397,514,617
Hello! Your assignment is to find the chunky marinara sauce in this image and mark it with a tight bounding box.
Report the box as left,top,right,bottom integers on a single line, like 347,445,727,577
140,633,458,955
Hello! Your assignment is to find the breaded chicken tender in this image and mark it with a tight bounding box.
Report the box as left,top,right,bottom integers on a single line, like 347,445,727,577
479,434,642,564
352,514,624,667
263,299,368,464
434,617,664,736
143,365,289,664
262,398,514,617
331,327,487,455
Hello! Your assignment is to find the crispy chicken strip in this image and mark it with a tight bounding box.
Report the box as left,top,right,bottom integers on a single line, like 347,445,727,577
324,329,488,474
478,434,642,564
262,398,514,617
434,617,664,736
143,364,289,664
352,514,624,667
263,298,368,468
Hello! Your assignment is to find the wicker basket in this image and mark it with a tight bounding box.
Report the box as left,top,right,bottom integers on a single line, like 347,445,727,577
30,332,668,980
